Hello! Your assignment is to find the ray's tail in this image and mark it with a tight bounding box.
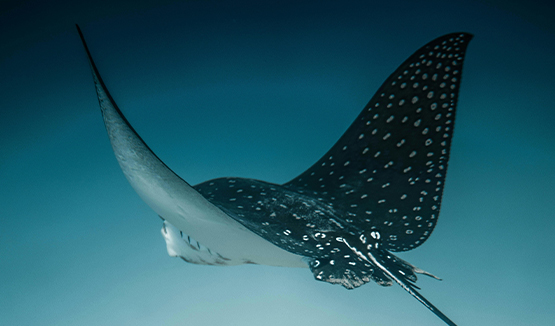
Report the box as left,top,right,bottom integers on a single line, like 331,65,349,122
366,250,457,326
342,237,457,326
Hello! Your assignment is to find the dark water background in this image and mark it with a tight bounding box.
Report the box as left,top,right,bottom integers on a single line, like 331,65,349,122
2,0,554,325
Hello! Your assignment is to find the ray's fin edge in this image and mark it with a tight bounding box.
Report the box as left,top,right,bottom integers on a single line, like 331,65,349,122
75,24,190,186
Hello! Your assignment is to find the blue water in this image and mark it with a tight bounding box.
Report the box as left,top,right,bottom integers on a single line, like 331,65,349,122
1,0,554,325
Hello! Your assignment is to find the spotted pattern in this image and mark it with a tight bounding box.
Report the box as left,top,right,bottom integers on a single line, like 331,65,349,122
194,178,430,289
193,33,472,290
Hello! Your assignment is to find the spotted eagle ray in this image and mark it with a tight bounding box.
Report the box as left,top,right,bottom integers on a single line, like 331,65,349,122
77,25,471,325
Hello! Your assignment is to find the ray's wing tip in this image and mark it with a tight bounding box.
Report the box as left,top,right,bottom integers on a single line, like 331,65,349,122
430,32,474,48
453,31,473,36
443,31,473,38
458,31,474,42
75,24,84,39
447,32,474,44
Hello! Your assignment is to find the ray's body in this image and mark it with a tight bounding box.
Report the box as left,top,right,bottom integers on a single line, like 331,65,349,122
77,25,472,326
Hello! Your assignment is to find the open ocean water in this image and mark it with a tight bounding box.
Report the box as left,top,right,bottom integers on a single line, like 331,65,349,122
1,1,554,325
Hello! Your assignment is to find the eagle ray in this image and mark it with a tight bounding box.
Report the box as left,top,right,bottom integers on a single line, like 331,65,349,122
77,25,471,326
